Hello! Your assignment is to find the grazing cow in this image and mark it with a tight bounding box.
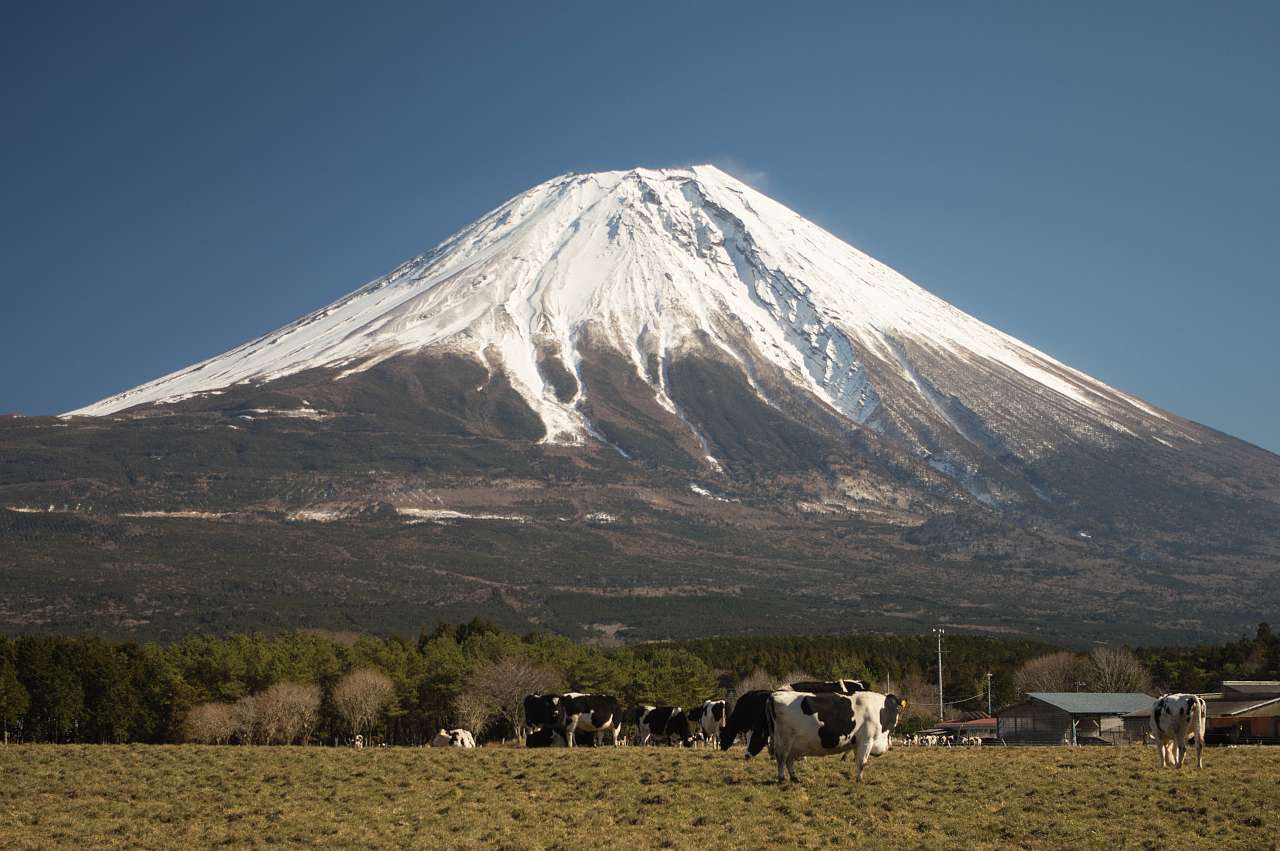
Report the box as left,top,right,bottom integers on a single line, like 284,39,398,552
561,693,623,747
766,690,906,783
431,729,477,748
719,690,773,758
637,706,697,746
787,679,866,695
1151,693,1207,769
696,699,727,743
525,727,568,748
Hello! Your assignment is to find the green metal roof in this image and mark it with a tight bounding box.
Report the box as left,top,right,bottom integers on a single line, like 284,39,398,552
1027,692,1155,715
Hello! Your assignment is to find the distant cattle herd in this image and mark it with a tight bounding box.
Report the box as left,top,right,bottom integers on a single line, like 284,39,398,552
390,680,1211,783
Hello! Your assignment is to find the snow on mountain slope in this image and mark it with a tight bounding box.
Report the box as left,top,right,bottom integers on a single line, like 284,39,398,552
67,165,1170,450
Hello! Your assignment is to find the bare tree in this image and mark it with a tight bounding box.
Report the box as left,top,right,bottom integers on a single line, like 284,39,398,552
777,669,816,689
183,702,236,744
897,670,943,729
729,669,775,709
257,682,322,744
1015,651,1090,695
451,690,494,740
1087,647,1153,694
467,656,562,740
332,669,394,739
231,694,263,745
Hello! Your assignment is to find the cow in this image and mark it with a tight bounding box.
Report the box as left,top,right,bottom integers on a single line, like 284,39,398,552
637,705,697,746
525,726,568,748
523,693,565,738
766,690,906,783
719,690,773,758
431,728,477,748
1151,693,1207,769
353,734,364,749
560,693,623,747
787,679,866,695
696,699,727,743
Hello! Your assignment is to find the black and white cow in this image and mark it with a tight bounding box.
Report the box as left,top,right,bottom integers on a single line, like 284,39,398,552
525,726,568,748
523,693,565,735
787,679,866,695
637,705,697,746
719,690,773,757
1151,693,1207,769
696,699,727,743
766,690,906,783
561,693,623,746
430,728,477,748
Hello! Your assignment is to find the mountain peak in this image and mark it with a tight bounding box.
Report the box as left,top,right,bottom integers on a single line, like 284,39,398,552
67,165,1175,460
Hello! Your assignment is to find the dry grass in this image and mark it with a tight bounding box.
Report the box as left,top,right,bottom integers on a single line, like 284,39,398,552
1,744,1276,849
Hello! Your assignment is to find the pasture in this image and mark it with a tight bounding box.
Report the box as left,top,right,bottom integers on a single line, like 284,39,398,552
1,744,1276,849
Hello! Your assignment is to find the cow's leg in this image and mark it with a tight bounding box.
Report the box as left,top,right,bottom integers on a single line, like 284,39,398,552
1195,734,1203,769
563,715,579,748
853,737,873,784
775,748,788,783
785,754,800,783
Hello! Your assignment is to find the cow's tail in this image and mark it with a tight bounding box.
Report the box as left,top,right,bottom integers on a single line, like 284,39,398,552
764,692,778,754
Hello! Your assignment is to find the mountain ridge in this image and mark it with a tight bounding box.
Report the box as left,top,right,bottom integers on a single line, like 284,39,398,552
4,166,1277,644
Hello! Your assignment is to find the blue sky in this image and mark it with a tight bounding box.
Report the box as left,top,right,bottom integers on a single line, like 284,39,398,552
3,2,1277,452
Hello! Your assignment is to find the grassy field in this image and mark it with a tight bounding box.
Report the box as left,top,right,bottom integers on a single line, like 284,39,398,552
1,744,1276,849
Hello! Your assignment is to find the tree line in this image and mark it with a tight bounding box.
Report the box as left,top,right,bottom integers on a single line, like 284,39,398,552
0,621,1274,745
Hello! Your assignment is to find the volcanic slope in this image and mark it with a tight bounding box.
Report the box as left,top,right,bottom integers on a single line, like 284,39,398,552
4,166,1278,642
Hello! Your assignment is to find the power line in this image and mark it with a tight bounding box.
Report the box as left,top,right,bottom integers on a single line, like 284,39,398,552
943,690,987,706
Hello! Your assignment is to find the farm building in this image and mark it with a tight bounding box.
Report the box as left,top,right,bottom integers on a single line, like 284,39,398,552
937,715,997,740
1124,681,1280,744
997,692,1154,745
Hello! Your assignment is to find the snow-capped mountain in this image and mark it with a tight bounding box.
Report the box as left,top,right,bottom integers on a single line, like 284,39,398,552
69,167,1196,486
12,165,1278,643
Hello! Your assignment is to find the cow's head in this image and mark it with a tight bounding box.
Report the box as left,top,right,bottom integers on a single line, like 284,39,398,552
880,695,907,732
718,724,738,751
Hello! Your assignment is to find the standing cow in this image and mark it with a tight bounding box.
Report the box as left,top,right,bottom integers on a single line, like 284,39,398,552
636,705,697,746
696,699,727,743
561,693,623,747
523,694,565,740
766,690,906,783
1151,693,1207,769
719,690,774,758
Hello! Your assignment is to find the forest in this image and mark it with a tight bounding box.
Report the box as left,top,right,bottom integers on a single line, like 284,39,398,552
0,621,1275,745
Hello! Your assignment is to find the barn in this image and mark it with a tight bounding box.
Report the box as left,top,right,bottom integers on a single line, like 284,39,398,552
997,692,1154,745
1203,681,1280,742
1123,681,1280,744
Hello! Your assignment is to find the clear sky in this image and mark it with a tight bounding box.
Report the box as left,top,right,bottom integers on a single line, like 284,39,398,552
3,2,1277,452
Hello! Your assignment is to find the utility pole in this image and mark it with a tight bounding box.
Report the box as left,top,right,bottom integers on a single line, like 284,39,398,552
986,671,993,716
932,627,945,720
